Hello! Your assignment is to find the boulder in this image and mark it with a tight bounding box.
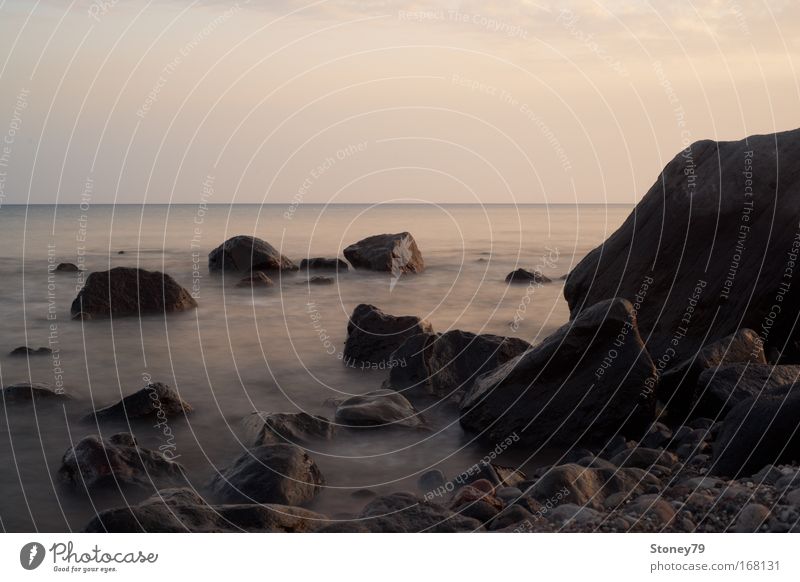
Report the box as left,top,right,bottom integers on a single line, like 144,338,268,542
343,304,433,366
731,503,770,533
235,271,274,288
208,235,298,272
305,276,334,285
9,346,52,356
343,232,424,274
712,389,800,477
1,382,68,402
693,363,800,418
356,492,482,532
505,269,551,284
209,444,324,505
300,258,348,271
460,298,657,447
84,382,192,422
84,488,325,533
70,267,197,320
335,389,425,429
564,129,800,363
389,330,530,400
241,411,334,446
58,433,185,490
55,262,81,272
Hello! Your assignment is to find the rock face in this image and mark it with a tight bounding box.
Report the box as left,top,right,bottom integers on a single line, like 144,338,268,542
9,346,52,357
300,258,348,271
59,433,185,490
693,363,800,418
564,129,800,363
713,389,800,477
389,330,530,399
1,382,67,402
84,382,192,423
70,267,197,320
235,271,274,288
356,492,482,532
343,232,424,274
209,444,324,505
460,298,658,447
208,235,298,272
343,304,433,366
242,412,334,446
505,269,551,284
335,389,425,429
84,488,326,533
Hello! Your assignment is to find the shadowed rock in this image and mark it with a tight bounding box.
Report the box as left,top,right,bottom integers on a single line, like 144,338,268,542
235,271,274,288
1,382,68,402
335,389,425,429
505,269,551,284
55,263,80,272
241,411,334,446
343,232,424,274
343,303,433,366
83,382,192,423
355,492,482,532
300,258,348,271
9,346,52,357
208,235,298,272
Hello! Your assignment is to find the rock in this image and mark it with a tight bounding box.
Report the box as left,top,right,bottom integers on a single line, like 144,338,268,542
624,494,676,526
9,346,52,356
84,382,192,422
751,464,783,486
693,363,800,418
70,267,197,319
681,476,721,490
334,389,425,429
208,235,298,272
305,276,334,285
642,422,673,449
564,129,800,362
1,382,68,402
300,258,348,271
713,390,800,476
611,447,677,469
389,330,530,399
343,232,424,275
417,470,446,492
241,411,333,446
495,486,523,503
343,304,433,366
548,504,603,525
55,262,80,272
489,504,532,530
235,271,274,287
84,488,325,533
357,492,481,532
457,500,501,523
209,444,324,505
659,329,765,421
58,433,185,490
732,503,770,532
450,485,503,514
505,269,551,284
460,298,657,447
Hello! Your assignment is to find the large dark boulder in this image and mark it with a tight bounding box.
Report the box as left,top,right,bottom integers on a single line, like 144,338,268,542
208,235,298,272
209,444,324,505
58,433,185,490
356,492,482,532
712,388,800,476
389,330,530,400
242,411,334,446
459,298,658,447
692,363,800,418
84,382,192,423
84,488,326,532
335,389,425,429
70,267,197,320
564,129,800,363
343,304,433,366
343,232,424,274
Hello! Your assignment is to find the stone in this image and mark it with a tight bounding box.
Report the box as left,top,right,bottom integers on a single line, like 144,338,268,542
731,503,770,532
84,382,192,422
343,232,424,274
334,389,425,429
305,276,334,285
456,500,501,523
547,503,603,525
208,235,298,272
489,504,532,530
611,447,678,469
242,411,333,446
1,382,68,402
9,346,52,357
624,494,676,526
693,363,800,418
642,422,673,449
300,258,348,271
417,470,446,492
70,267,197,319
84,488,325,533
235,271,274,287
357,492,481,532
58,433,185,490
505,269,551,284
55,262,81,272
343,304,433,366
460,298,657,447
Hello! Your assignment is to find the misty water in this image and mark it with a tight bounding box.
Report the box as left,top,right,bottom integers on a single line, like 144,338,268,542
0,203,632,531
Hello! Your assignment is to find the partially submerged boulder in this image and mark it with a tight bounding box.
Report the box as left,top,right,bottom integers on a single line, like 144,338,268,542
83,382,192,423
9,346,52,357
1,382,67,402
460,298,657,447
242,411,334,446
209,444,324,505
235,271,274,288
55,262,81,272
335,389,425,429
58,433,185,490
300,258,348,271
343,303,433,366
505,269,551,284
70,267,197,320
208,235,298,272
84,488,326,533
343,232,424,274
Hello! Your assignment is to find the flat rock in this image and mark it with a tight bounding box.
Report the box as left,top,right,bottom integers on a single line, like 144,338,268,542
208,235,298,272
242,411,334,446
343,232,424,274
357,492,482,532
1,382,68,402
70,267,197,320
84,382,192,422
335,389,425,429
343,303,433,366
693,363,800,418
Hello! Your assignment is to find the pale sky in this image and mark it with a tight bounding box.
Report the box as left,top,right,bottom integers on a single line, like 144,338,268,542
0,0,797,205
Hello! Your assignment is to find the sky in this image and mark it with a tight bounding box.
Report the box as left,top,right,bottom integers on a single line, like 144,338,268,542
0,0,797,205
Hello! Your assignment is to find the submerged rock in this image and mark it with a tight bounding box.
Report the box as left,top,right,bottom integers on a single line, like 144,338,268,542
335,389,425,429
70,267,197,320
242,411,334,446
343,232,424,274
343,303,433,366
300,258,348,271
505,269,551,284
83,382,192,423
55,262,81,272
235,271,274,288
208,235,298,272
9,346,52,357
460,298,657,447
1,382,68,402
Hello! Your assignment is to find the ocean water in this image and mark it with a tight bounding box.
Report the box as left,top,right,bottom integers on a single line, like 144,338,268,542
0,203,632,532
